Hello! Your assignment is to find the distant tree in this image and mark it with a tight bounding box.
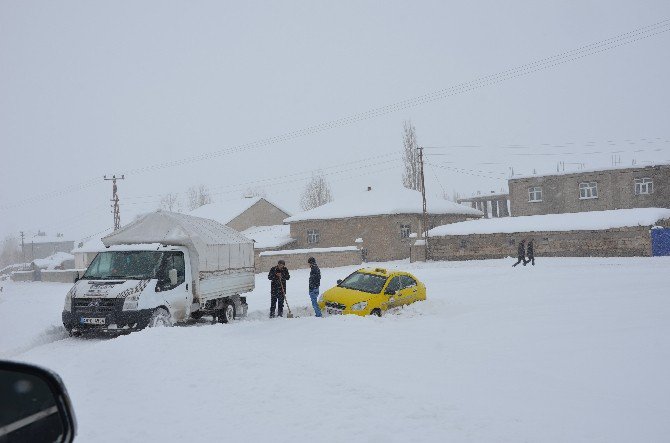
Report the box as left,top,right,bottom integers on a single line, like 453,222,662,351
186,185,213,211
0,235,22,267
160,193,182,212
242,186,266,198
401,120,421,191
300,172,333,211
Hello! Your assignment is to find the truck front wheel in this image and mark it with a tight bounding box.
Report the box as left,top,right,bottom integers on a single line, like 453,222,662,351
149,308,173,327
218,302,235,324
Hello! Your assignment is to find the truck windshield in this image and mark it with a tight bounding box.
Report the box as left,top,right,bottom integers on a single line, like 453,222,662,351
82,251,164,280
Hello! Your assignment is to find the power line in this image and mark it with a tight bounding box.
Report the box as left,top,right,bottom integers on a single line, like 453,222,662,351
2,19,669,211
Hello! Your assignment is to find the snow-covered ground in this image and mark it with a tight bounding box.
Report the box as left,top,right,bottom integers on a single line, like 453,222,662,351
1,257,669,442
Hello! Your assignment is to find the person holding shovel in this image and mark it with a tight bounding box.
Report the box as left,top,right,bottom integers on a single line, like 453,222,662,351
268,259,290,318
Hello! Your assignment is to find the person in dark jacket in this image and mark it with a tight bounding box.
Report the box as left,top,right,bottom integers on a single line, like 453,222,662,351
526,239,535,266
512,240,527,267
268,260,290,318
307,257,322,317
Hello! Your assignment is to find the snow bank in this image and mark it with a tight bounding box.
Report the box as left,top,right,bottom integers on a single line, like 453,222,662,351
3,257,670,442
430,208,670,236
284,187,482,222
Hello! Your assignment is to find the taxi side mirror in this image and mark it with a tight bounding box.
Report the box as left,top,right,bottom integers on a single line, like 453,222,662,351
0,361,77,443
336,279,343,285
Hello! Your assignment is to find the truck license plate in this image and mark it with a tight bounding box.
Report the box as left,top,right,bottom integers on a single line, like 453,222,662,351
326,308,342,315
81,317,106,325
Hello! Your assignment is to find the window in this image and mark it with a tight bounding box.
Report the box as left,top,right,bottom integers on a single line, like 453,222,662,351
400,275,417,288
339,272,387,294
161,252,186,287
579,182,598,199
307,229,320,244
459,239,467,249
385,276,402,294
400,224,411,239
635,178,653,195
528,186,543,202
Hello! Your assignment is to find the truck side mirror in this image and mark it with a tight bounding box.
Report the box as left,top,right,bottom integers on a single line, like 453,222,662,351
0,361,77,442
168,269,178,286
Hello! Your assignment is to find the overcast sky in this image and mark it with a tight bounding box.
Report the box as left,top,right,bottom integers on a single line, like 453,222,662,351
1,0,669,242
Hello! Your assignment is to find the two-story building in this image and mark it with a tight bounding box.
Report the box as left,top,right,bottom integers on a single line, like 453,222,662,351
508,164,670,216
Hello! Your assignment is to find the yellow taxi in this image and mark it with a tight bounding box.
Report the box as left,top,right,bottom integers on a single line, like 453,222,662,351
318,268,426,317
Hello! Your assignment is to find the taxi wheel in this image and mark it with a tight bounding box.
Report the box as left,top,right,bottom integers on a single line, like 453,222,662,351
370,308,382,317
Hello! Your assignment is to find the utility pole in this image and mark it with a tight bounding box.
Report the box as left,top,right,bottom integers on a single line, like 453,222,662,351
19,231,25,264
104,175,125,231
418,147,429,260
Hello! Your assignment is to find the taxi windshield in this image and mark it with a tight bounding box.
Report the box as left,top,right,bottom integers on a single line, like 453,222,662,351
339,272,388,294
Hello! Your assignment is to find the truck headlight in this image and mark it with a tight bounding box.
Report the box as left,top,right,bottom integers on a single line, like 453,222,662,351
350,301,368,311
123,293,140,311
64,290,74,312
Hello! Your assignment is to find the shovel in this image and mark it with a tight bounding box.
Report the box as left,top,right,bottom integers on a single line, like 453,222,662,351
279,278,294,318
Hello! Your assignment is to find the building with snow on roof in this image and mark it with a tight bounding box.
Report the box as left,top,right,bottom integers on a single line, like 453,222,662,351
283,186,482,262
418,208,670,261
189,196,291,232
21,232,75,262
509,163,670,217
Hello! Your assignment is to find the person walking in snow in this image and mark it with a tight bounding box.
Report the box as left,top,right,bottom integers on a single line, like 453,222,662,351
268,260,290,318
307,257,322,317
512,240,527,267
526,239,535,266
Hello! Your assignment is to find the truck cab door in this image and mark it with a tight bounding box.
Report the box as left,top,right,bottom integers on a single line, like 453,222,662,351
157,252,189,321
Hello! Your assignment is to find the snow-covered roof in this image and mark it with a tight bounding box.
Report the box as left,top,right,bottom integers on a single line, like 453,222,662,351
284,187,482,223
259,246,358,256
33,252,74,270
71,237,105,254
429,208,670,236
25,235,74,244
189,197,290,225
241,225,294,249
510,162,670,181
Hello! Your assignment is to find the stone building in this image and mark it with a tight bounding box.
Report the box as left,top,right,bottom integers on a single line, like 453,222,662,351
190,197,290,232
418,207,670,260
508,164,670,217
284,187,482,262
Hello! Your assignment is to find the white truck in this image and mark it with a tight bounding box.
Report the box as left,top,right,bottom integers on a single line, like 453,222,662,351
62,211,255,334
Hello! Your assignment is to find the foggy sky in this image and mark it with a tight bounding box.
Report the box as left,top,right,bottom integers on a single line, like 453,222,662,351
1,0,669,242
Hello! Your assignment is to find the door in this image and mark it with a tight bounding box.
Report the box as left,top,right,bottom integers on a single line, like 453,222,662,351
399,275,420,304
651,228,670,256
157,252,189,320
384,276,403,308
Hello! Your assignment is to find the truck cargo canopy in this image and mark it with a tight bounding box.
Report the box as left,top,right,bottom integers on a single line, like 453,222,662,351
102,211,254,273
